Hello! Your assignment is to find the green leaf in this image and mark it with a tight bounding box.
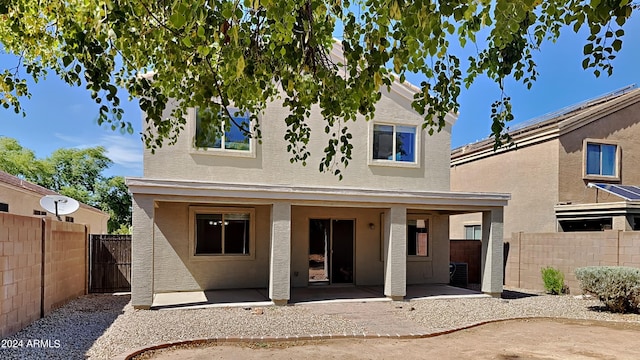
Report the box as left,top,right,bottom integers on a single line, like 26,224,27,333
612,39,622,52
170,13,186,28
236,55,245,78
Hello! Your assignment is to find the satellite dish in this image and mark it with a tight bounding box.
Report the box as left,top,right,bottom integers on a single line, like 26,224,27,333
40,195,80,220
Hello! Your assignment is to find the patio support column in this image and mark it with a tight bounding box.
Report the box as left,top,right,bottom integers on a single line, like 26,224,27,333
481,207,504,296
131,196,154,309
384,205,407,300
269,202,291,305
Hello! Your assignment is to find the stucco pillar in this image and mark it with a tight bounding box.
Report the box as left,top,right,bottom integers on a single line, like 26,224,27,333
269,202,291,305
131,196,154,309
613,215,632,231
384,206,407,300
481,207,504,296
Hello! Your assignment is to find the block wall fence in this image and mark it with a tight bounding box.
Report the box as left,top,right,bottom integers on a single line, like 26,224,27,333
0,213,87,338
505,231,640,293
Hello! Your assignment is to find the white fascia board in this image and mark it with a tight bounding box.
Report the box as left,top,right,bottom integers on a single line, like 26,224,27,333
555,202,640,217
126,177,509,208
451,127,559,166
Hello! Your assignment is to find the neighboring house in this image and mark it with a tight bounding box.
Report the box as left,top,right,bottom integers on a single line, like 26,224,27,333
126,43,509,309
0,170,109,234
450,85,640,241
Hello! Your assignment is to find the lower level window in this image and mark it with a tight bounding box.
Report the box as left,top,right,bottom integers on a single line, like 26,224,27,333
464,225,481,240
195,212,250,255
407,218,429,256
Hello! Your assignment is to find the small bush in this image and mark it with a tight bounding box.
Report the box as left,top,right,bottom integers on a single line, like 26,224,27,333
575,266,640,313
541,266,566,295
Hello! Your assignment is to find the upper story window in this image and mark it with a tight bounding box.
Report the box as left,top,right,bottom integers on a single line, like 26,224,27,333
0,202,8,212
372,124,417,164
584,140,619,179
195,108,251,152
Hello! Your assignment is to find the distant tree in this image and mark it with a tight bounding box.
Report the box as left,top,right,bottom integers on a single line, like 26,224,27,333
0,136,131,233
43,147,113,199
95,176,132,234
0,137,48,182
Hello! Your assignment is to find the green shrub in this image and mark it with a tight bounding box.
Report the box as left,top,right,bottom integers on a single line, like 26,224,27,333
575,266,640,313
541,266,566,295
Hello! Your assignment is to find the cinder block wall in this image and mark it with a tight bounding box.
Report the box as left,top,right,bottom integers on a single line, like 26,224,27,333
43,220,87,314
0,214,42,338
505,231,640,293
0,214,87,338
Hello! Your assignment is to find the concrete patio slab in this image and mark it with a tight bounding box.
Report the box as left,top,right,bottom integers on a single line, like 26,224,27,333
152,289,272,310
151,284,486,310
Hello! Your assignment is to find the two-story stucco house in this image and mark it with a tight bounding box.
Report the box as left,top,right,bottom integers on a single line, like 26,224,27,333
126,43,509,309
450,85,640,242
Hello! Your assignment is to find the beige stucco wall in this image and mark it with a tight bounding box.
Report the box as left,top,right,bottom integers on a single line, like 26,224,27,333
558,101,640,204
450,139,560,238
153,202,271,292
406,213,450,284
143,91,452,192
147,201,453,293
0,183,109,234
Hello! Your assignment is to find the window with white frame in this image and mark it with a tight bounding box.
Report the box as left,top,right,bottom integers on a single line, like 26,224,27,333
372,124,417,163
195,108,251,151
585,141,618,177
194,211,252,255
407,218,429,257
464,225,481,240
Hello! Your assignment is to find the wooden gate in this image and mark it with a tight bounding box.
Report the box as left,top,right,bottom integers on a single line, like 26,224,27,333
89,235,131,293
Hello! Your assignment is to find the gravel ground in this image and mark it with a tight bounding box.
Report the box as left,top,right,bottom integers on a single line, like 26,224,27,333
397,293,640,333
2,289,640,360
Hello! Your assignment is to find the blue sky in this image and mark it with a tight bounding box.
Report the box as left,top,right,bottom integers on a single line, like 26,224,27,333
1,14,638,178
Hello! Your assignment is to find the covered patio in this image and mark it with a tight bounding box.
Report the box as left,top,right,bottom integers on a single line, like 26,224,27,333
128,178,509,309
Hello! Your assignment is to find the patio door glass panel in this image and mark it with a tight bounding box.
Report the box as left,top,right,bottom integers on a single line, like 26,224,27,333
308,219,354,284
309,219,330,283
330,219,354,283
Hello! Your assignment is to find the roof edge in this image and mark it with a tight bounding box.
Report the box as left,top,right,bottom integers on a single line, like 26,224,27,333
452,86,640,164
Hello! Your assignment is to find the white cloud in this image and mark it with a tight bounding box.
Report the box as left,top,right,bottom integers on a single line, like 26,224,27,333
54,133,86,144
54,132,143,174
100,134,143,170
